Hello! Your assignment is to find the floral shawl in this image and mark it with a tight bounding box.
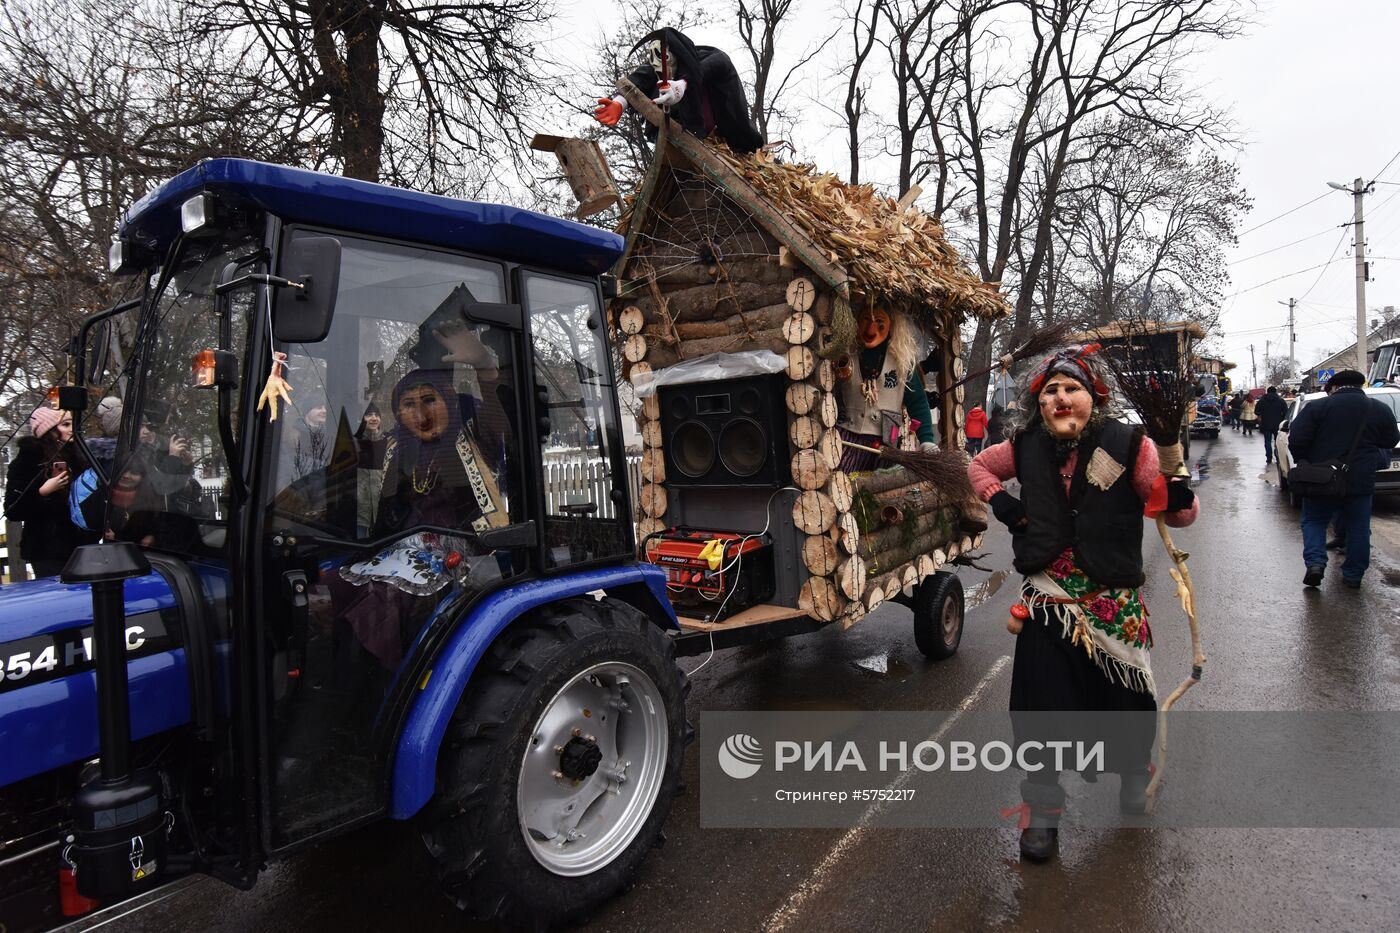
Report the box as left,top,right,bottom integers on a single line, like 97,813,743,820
1022,547,1156,697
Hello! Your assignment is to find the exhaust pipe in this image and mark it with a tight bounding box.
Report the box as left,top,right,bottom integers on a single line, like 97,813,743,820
61,543,169,899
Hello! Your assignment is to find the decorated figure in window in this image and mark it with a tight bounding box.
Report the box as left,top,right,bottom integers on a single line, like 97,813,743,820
834,305,937,471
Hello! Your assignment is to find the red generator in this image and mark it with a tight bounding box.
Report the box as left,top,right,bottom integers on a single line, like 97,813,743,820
642,528,775,621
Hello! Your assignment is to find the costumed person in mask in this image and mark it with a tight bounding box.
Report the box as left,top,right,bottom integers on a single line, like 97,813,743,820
967,345,1198,862
336,361,512,674
592,27,765,154
834,304,937,470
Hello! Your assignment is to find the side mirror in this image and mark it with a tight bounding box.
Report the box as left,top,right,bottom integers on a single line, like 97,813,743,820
274,236,342,343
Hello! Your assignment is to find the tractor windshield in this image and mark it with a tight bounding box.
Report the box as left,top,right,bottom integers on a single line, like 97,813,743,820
108,229,262,554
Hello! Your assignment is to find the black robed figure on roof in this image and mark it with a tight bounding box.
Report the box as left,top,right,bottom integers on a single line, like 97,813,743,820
593,27,765,154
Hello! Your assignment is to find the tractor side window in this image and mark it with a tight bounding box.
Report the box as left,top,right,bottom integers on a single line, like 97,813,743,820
262,233,531,845
524,273,631,567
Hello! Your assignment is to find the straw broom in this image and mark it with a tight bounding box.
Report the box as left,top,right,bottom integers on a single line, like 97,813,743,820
939,321,1072,397
1095,332,1205,811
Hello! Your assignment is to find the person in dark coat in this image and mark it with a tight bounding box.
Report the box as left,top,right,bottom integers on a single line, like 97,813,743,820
1228,392,1244,430
4,408,98,576
593,27,765,153
1255,386,1289,466
1288,369,1400,588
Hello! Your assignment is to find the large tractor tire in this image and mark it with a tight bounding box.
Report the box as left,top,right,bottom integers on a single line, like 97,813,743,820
912,571,964,660
419,597,689,929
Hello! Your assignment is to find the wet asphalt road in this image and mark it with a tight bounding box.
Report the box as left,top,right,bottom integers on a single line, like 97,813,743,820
83,428,1400,932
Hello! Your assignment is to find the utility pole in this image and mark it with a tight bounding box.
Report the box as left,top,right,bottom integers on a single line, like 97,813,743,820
1331,177,1374,372
1278,298,1296,378
1250,343,1257,387
1353,177,1369,373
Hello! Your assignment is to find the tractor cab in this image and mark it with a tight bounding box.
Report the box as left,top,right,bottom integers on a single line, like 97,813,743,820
3,160,685,931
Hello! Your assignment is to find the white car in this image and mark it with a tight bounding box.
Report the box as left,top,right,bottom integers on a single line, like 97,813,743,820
1276,386,1400,506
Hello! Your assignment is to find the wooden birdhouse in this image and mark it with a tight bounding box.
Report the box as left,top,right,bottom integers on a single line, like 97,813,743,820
530,133,620,219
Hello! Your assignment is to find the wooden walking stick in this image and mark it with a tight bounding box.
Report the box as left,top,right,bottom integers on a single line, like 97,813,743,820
1092,326,1206,811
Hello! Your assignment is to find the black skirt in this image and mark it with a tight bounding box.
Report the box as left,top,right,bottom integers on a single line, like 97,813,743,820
1010,604,1156,774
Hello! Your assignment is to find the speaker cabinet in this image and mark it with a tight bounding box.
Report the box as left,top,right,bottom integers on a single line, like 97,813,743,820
658,374,791,488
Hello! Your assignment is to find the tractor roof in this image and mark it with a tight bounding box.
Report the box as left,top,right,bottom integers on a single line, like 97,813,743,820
119,159,624,276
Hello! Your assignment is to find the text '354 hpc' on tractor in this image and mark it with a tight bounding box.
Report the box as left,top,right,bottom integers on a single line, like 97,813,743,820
0,159,692,931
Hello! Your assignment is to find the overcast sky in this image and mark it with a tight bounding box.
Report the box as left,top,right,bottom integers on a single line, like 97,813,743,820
548,0,1400,382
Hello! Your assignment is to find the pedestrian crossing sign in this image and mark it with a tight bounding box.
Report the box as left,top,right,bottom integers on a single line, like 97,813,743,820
1317,368,1335,382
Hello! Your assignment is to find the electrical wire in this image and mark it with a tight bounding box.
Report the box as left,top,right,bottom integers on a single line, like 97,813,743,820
1237,192,1330,237
682,486,795,677
1230,226,1339,265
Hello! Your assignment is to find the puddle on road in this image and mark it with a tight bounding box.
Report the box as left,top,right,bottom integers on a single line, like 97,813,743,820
965,569,1011,609
850,651,920,678
852,652,890,674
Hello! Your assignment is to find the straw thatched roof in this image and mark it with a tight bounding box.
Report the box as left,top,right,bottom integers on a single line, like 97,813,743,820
612,79,1009,328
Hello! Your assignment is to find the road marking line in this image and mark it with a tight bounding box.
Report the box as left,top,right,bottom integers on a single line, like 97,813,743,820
762,654,1013,933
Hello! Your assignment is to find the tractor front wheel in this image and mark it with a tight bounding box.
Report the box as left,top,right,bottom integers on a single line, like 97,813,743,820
420,597,688,928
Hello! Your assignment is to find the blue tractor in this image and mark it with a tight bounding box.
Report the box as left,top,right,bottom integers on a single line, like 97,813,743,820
0,160,689,930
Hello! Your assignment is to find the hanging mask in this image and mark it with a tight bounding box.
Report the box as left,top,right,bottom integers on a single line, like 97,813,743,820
648,40,665,74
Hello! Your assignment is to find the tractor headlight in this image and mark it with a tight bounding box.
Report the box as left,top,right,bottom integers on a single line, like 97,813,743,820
181,192,217,234
107,240,152,276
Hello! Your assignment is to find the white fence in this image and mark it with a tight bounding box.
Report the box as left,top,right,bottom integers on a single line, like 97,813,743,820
541,451,642,521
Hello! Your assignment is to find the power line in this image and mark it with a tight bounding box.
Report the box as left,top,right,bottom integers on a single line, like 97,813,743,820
1236,192,1331,238
1231,226,1340,264
1373,148,1400,183
1297,225,1353,302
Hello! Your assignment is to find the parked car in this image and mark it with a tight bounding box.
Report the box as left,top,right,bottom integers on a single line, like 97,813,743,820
1190,399,1221,438
1275,386,1400,506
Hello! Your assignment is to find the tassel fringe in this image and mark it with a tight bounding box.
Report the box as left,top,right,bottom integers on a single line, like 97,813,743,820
1021,584,1157,697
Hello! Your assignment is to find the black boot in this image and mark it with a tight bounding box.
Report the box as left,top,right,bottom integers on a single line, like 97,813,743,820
1119,766,1151,815
1017,779,1064,862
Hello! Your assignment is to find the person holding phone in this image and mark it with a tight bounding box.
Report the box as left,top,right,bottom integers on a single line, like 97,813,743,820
4,407,98,577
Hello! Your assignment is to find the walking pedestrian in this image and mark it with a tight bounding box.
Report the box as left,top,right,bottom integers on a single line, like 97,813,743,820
1240,395,1257,436
4,407,99,577
968,345,1198,862
1228,392,1244,431
1255,386,1288,466
1287,369,1399,589
986,404,1008,446
964,404,987,455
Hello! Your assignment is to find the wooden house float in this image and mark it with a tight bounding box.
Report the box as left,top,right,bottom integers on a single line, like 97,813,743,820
608,79,1010,632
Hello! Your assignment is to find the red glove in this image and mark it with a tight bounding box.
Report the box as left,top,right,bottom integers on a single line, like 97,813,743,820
594,97,624,126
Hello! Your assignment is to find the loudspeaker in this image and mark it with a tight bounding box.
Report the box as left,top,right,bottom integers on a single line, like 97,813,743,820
658,374,791,488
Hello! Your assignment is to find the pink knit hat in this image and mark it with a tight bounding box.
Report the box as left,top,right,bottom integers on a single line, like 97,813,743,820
29,406,63,438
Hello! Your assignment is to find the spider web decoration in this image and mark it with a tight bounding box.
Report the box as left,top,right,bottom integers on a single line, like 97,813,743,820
630,166,779,286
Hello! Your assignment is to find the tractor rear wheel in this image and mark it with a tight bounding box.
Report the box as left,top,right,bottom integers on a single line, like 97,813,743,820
912,571,964,660
419,597,688,929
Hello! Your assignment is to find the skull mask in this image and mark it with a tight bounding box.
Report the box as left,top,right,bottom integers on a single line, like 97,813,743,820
647,40,665,75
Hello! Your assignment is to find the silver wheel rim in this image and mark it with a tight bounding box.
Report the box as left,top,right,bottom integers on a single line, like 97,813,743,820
517,661,669,876
942,593,962,644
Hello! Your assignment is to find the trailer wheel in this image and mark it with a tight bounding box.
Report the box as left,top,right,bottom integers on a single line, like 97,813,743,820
912,571,964,660
419,597,688,929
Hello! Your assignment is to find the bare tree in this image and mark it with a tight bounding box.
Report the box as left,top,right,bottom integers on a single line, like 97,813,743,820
837,0,885,184
1056,122,1249,335
185,0,550,192
0,0,302,432
733,0,836,144
948,0,1245,408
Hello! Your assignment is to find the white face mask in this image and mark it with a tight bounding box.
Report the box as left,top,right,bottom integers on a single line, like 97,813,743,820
648,40,664,74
